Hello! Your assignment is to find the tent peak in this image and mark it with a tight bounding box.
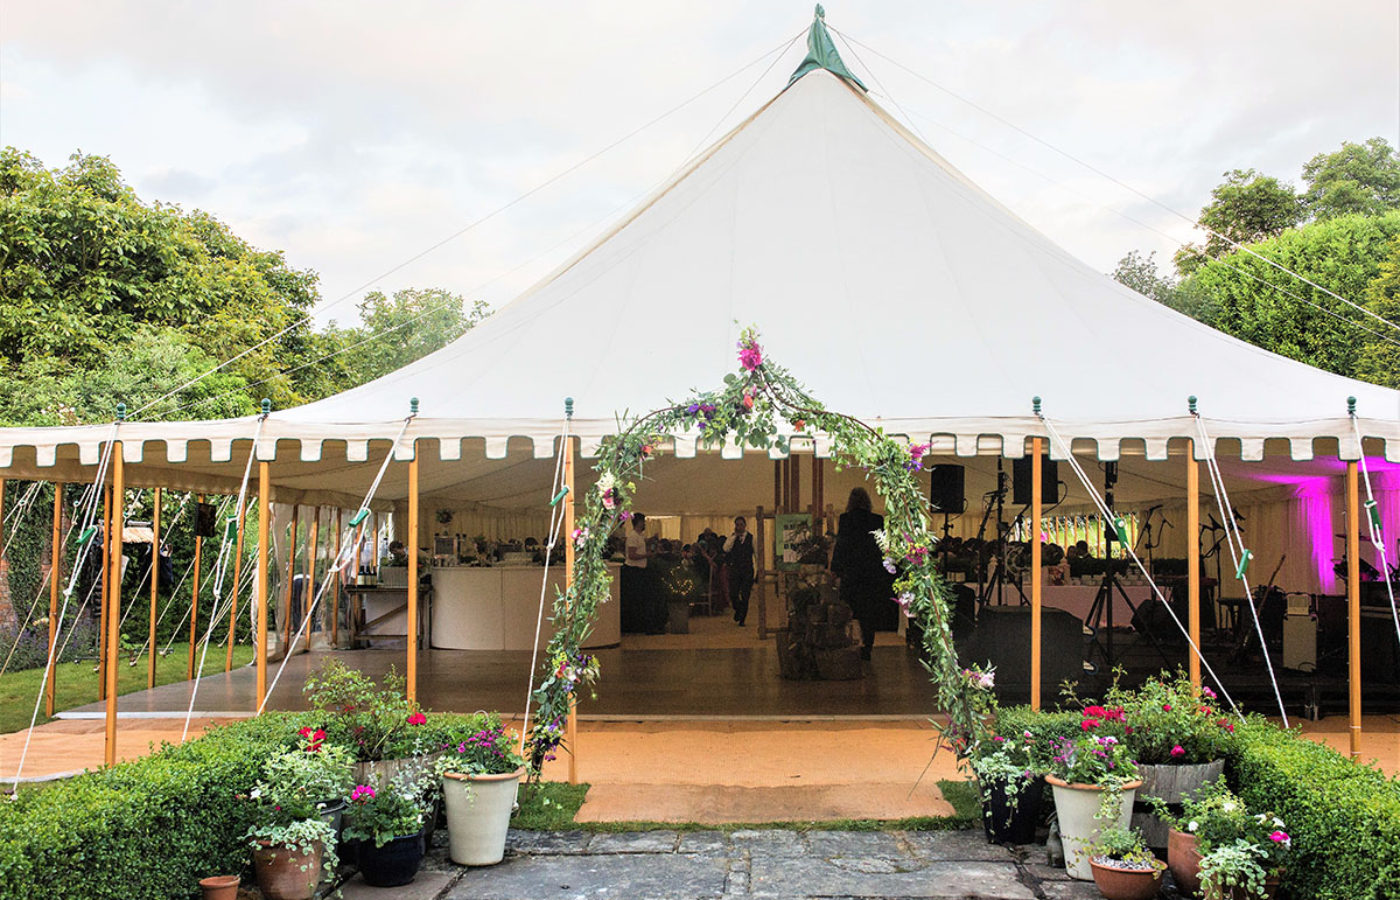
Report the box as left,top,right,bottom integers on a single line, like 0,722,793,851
788,5,867,92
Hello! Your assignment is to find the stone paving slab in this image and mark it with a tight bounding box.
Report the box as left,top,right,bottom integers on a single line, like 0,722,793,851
447,852,731,900
749,858,1035,899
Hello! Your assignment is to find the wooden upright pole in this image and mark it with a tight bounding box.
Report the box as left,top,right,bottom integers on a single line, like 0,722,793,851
188,495,204,680
791,454,801,514
1030,440,1043,710
256,465,270,708
99,485,111,701
225,487,249,672
283,505,300,654
1187,446,1202,688
305,506,320,639
104,449,124,768
755,505,768,639
1347,460,1362,759
563,432,578,785
45,483,63,717
0,478,6,565
773,461,782,514
406,449,420,703
333,508,342,647
147,487,161,689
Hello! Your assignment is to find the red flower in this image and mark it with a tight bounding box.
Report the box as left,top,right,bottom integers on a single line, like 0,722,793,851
1163,703,1173,712
1083,705,1107,719
408,712,427,726
1103,706,1126,722
1081,718,1100,731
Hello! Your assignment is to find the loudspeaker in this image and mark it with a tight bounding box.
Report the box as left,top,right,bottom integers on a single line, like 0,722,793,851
1012,456,1059,505
929,464,965,514
195,502,218,538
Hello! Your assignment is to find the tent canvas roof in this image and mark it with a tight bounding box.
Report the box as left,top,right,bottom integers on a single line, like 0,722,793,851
1,63,1397,511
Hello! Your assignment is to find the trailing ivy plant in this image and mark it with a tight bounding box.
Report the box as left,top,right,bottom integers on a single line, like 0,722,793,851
524,327,982,773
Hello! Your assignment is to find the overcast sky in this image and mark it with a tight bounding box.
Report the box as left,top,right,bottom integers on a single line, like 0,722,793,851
3,1,1398,326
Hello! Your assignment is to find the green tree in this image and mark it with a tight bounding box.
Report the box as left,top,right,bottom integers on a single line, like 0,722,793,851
1355,235,1400,388
1185,212,1400,381
1302,137,1400,221
330,287,490,386
1175,169,1303,274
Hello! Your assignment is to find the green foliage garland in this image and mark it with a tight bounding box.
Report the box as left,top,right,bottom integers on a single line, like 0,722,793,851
524,327,979,771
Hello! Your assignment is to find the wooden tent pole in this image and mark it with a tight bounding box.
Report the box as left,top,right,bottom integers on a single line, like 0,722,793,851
1347,460,1362,759
225,486,249,672
305,506,320,641
1031,440,1043,710
333,508,342,647
283,504,300,655
0,478,6,568
563,432,577,785
755,506,768,639
792,454,801,514
45,483,63,717
104,449,124,768
773,461,781,513
256,465,270,708
407,449,420,703
1187,446,1202,688
188,495,204,680
99,485,110,701
147,487,161,688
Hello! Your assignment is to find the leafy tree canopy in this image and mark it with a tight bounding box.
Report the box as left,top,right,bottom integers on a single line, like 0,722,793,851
1302,137,1400,221
1174,169,1303,274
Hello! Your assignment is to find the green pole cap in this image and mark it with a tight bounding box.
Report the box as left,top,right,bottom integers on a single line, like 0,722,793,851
349,509,370,527
261,398,272,415
565,397,574,419
1235,548,1253,581
410,397,419,415
115,403,127,421
1032,396,1042,415
1347,396,1357,415
1188,396,1197,414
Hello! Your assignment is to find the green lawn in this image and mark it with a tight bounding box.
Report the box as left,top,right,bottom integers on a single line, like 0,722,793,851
0,643,255,735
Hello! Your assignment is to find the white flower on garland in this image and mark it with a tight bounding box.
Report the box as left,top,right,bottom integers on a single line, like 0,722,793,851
871,529,890,553
597,472,616,494
1188,820,1198,832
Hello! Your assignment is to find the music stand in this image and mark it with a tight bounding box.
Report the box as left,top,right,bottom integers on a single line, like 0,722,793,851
1084,563,1173,670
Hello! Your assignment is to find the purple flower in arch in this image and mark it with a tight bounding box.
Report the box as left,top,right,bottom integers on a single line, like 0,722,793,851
738,341,763,371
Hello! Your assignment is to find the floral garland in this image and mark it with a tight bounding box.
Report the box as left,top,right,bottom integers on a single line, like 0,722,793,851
523,327,980,772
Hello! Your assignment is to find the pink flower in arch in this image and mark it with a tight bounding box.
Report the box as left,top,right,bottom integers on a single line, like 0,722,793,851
738,341,763,371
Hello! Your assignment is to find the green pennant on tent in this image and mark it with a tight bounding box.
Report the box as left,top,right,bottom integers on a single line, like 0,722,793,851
788,5,868,91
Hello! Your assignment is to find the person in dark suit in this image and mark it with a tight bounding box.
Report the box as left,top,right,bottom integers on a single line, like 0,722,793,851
829,487,889,660
724,516,755,625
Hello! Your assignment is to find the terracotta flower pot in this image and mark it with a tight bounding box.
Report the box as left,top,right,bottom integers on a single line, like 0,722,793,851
1090,858,1165,900
252,839,322,900
1168,827,1203,896
198,874,240,900
1046,775,1142,881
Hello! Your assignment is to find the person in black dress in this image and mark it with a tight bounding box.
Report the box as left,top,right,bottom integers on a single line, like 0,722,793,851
829,487,889,660
724,516,755,625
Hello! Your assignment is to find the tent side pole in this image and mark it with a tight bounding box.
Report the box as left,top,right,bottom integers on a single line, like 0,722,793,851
407,449,420,703
1031,439,1042,710
755,506,768,640
99,485,110,701
188,495,203,680
256,466,270,708
148,487,161,689
563,433,577,785
1347,460,1362,759
305,507,320,642
225,486,249,672
332,508,343,647
773,461,781,513
45,482,63,717
1187,447,1201,688
104,450,124,768
283,504,300,654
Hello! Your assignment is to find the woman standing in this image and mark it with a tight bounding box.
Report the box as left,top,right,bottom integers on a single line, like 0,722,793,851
829,487,888,660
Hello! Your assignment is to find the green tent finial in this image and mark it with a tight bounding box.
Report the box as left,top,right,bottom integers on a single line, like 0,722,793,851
788,5,867,91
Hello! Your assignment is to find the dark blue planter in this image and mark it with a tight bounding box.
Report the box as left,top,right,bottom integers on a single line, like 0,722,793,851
980,775,1045,845
358,833,424,887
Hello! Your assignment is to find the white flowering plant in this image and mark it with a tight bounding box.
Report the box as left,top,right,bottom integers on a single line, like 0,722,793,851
1160,780,1290,877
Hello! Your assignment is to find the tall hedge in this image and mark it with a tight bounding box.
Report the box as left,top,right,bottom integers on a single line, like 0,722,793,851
1227,719,1400,899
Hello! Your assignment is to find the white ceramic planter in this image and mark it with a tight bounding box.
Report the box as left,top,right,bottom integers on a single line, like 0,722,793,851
442,768,525,866
1047,775,1140,880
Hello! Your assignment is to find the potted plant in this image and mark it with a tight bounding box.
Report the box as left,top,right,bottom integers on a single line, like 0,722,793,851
344,777,427,888
304,660,441,783
1045,703,1141,880
1110,671,1233,848
958,674,1054,846
436,713,527,866
1158,781,1289,899
1088,825,1167,900
245,747,342,900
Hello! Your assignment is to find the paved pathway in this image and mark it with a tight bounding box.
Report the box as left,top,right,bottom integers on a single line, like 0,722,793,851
340,828,1150,900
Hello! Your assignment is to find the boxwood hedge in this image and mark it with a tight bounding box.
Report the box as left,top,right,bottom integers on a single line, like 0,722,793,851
1226,718,1400,900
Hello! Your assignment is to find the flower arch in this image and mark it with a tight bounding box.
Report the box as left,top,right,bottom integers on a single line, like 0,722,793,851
525,328,980,772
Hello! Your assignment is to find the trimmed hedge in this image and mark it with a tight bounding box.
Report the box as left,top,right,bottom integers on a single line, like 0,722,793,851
1226,719,1400,900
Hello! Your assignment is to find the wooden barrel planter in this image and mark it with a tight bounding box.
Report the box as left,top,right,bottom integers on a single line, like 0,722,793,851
1131,759,1224,850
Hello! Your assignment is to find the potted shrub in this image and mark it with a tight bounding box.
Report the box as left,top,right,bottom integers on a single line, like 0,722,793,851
303,660,442,784
245,748,342,900
959,675,1055,846
436,713,527,866
1158,781,1289,899
1045,704,1141,880
1088,826,1167,900
344,777,427,888
1110,671,1233,848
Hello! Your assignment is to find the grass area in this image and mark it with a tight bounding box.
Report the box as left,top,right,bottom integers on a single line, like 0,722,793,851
0,643,255,735
509,779,981,832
